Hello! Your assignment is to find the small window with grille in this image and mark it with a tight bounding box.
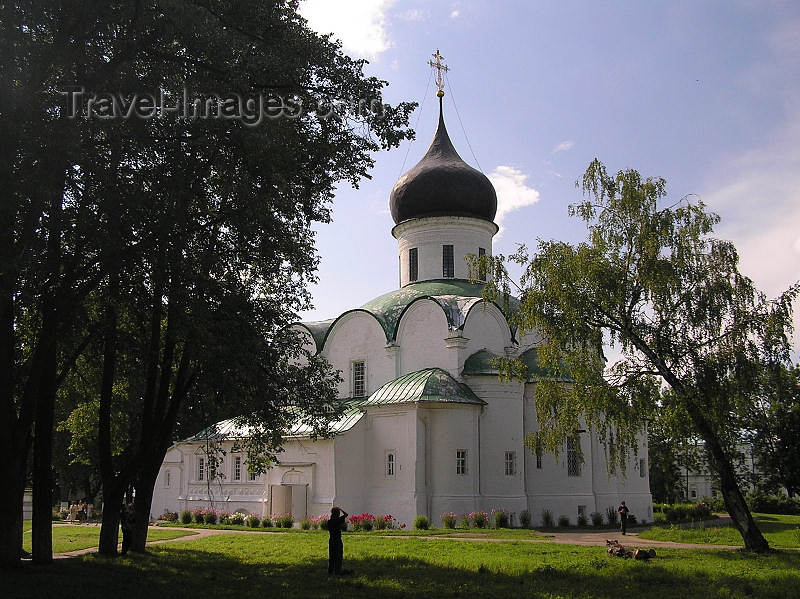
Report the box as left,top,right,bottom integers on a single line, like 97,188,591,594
443,245,454,278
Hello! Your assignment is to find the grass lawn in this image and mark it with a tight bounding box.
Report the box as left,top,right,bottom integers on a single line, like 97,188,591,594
22,523,196,554
638,513,800,549
4,527,799,599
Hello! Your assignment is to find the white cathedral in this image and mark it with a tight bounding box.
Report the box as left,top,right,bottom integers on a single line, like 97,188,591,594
152,78,653,528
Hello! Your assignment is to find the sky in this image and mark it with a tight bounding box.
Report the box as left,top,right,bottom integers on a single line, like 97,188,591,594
296,0,800,357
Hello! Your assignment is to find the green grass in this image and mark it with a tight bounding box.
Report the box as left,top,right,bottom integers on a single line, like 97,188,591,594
638,513,800,549
22,524,196,554
4,527,799,599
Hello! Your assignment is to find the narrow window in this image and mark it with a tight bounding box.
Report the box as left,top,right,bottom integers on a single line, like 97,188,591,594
386,451,395,477
442,245,454,278
478,247,486,281
164,470,171,488
198,457,205,481
352,360,366,397
409,248,418,282
234,456,242,481
456,449,467,475
505,451,516,476
567,436,581,477
639,458,647,478
536,454,543,469
249,469,257,482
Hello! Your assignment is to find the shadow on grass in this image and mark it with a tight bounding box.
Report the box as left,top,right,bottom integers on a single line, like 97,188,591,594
3,542,800,599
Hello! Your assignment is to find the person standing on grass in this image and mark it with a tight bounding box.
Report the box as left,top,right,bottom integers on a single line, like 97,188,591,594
618,501,630,535
327,506,349,575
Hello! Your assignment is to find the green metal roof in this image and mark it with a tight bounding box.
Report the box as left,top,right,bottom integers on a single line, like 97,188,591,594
364,367,485,406
462,349,502,376
185,403,366,442
296,279,519,354
519,348,572,381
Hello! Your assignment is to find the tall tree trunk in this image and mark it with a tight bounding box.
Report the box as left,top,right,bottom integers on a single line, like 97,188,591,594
131,468,159,552
98,483,125,556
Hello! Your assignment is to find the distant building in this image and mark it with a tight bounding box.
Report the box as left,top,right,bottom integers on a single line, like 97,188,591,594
152,76,652,527
680,442,764,501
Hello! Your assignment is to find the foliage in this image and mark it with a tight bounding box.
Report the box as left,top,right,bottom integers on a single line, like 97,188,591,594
203,511,218,525
519,509,532,528
577,512,588,527
653,502,712,523
605,506,618,526
274,513,294,529
540,510,555,528
261,516,273,528
246,514,261,528
230,513,245,526
491,509,509,528
374,515,397,530
590,512,603,526
477,159,798,552
441,512,458,529
413,515,430,530
469,511,489,529
299,518,311,530
1,0,415,565
348,514,375,532
745,363,800,496
180,510,193,525
745,491,800,515
557,514,570,527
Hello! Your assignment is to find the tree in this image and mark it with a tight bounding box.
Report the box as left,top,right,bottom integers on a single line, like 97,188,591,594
746,363,800,496
0,0,414,566
481,159,797,553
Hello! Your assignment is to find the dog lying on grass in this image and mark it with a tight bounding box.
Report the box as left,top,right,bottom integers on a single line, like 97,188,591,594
606,539,656,560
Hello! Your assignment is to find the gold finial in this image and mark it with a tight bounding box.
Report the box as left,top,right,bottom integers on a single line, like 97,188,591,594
428,49,449,97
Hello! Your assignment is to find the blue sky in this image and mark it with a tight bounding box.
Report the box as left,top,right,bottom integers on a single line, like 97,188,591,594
297,1,800,354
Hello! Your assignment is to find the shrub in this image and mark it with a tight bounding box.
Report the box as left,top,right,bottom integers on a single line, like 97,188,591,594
218,511,232,525
318,514,330,531
459,515,471,529
605,505,618,526
246,514,261,528
492,509,509,529
349,513,375,531
261,516,272,528
180,509,193,525
590,511,603,526
413,514,430,530
557,514,570,527
203,510,218,525
470,511,489,529
230,512,245,526
275,513,294,528
300,517,311,530
375,514,396,530
160,511,179,522
441,512,458,529
577,512,588,527
746,491,800,515
193,508,206,524
519,509,531,528
540,509,555,528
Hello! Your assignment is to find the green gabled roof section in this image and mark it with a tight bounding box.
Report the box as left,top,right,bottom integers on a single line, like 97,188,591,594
519,348,573,381
296,279,519,354
462,349,502,376
295,319,336,352
364,367,486,406
184,403,366,442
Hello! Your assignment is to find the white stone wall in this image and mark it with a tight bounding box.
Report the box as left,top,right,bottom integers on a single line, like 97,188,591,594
393,216,497,286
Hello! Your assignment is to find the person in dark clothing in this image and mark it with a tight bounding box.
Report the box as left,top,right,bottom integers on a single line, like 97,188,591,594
120,501,136,555
618,501,629,535
327,506,348,574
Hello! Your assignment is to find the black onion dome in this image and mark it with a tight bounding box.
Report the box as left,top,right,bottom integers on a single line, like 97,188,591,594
389,101,497,224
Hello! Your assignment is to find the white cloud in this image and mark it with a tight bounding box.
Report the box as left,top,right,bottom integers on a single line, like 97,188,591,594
451,10,460,19
488,166,540,233
299,0,396,60
552,140,574,153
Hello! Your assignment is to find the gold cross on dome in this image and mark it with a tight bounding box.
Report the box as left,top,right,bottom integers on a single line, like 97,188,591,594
428,49,449,96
